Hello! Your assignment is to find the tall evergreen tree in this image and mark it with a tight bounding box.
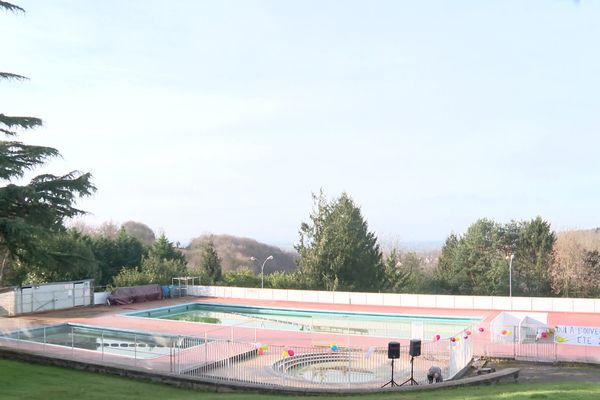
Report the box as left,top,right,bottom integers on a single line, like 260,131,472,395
147,233,186,264
513,217,555,296
199,240,222,284
89,229,146,285
436,219,508,295
295,191,384,292
0,2,96,284
435,217,555,296
382,249,414,293
11,230,100,284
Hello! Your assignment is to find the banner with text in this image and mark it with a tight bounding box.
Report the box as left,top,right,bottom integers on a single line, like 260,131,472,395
555,325,600,346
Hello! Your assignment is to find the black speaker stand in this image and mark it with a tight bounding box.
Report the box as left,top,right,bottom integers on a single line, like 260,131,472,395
399,356,419,386
381,359,399,388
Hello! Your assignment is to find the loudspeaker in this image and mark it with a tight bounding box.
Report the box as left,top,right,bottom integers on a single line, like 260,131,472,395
387,341,400,359
409,339,421,357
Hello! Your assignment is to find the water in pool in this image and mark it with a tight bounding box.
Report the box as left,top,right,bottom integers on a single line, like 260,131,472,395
127,303,481,338
2,324,190,359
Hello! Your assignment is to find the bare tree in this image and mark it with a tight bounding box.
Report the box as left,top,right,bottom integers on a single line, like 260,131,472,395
551,229,600,297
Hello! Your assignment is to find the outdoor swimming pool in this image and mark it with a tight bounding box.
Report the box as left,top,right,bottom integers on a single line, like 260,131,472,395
125,303,482,339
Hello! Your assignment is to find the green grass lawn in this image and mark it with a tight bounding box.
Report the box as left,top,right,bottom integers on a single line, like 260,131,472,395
0,359,599,400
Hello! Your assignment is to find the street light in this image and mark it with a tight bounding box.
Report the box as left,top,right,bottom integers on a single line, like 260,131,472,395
251,256,273,289
507,254,514,297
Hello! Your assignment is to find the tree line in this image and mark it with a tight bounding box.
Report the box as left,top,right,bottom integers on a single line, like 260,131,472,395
220,193,600,299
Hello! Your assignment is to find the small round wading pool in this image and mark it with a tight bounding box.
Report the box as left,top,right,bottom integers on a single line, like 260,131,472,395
272,351,389,385
292,362,376,384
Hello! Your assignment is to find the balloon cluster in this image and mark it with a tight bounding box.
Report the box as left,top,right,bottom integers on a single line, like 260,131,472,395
501,329,513,335
536,330,549,340
436,327,482,345
281,349,295,357
257,344,269,355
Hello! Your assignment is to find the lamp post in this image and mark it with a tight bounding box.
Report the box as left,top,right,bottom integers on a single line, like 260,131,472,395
251,256,273,289
507,254,514,297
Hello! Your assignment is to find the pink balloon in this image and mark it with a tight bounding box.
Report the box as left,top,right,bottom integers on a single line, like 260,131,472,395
478,327,485,333
541,331,548,338
450,337,456,342
435,334,441,341
288,349,295,357
466,330,472,336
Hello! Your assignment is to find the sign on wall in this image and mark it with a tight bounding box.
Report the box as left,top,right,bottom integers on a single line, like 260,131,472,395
555,326,600,346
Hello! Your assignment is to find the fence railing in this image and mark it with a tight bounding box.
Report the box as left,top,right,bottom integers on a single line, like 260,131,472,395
0,320,472,390
469,322,600,364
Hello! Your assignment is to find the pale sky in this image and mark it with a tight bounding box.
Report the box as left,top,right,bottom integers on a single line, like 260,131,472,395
2,0,599,247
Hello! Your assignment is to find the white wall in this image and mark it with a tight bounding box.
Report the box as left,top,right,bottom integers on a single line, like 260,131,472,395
15,280,93,314
189,285,600,313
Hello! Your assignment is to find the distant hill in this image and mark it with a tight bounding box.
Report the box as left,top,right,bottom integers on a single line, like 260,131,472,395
184,234,298,273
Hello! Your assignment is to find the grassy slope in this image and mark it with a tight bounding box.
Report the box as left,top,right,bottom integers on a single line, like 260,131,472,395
0,359,599,400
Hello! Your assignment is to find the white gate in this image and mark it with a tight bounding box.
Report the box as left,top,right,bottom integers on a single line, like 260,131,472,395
73,282,86,307
515,342,557,362
20,286,34,314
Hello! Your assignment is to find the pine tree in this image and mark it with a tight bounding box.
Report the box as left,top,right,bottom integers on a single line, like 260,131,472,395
295,191,384,292
199,240,222,284
383,249,414,293
0,2,96,283
147,233,186,264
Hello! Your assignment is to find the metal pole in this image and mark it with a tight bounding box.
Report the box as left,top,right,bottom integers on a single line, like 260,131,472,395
509,254,514,298
260,255,273,289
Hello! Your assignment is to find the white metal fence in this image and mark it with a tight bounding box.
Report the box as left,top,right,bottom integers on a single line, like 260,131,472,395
0,320,473,390
471,322,600,364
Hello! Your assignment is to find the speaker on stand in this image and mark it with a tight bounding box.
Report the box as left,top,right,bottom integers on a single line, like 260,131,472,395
399,339,421,387
381,341,400,388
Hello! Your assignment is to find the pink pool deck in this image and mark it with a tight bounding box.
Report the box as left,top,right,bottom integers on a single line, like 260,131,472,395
4,295,600,363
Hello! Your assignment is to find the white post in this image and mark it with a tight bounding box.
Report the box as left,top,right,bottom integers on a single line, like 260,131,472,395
509,254,514,298
204,331,208,366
